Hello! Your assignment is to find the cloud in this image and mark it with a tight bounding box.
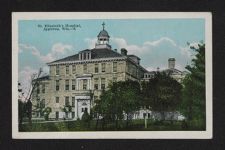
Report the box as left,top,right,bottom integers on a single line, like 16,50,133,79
19,43,73,63
113,37,198,71
85,37,197,71
84,38,97,49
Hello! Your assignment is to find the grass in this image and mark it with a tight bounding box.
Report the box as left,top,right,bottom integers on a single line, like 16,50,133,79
19,119,205,132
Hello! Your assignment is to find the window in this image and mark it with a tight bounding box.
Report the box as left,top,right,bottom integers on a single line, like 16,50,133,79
37,98,40,107
95,64,98,73
65,96,69,106
56,65,59,75
82,108,87,112
56,80,59,91
83,64,87,73
42,84,45,93
101,63,106,72
66,65,69,74
94,78,98,90
101,78,105,90
72,65,76,74
87,52,91,60
72,112,75,118
50,67,52,75
37,98,40,108
72,79,76,90
55,97,59,103
72,97,75,107
65,112,68,118
113,62,117,72
41,99,45,108
83,79,87,90
83,53,86,60
65,80,69,90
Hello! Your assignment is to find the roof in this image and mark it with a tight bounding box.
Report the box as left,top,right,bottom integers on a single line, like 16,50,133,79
49,48,123,64
79,49,91,53
33,75,50,82
162,68,184,75
38,75,49,80
146,68,183,75
128,54,141,60
98,29,109,37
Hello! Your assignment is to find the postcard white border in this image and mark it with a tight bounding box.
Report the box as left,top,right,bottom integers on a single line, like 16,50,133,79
12,12,212,139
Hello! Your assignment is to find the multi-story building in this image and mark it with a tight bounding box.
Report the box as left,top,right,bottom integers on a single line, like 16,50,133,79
142,58,188,83
31,23,147,120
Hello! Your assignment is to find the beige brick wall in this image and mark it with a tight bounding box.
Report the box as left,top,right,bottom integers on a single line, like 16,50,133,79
32,59,145,118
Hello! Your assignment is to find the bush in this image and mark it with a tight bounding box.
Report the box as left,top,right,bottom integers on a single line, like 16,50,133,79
43,107,52,121
81,110,91,128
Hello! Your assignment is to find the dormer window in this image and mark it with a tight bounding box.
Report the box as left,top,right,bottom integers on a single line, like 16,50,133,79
79,50,92,60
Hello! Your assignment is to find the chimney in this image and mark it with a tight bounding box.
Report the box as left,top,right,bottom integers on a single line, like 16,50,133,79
121,48,127,56
168,58,175,69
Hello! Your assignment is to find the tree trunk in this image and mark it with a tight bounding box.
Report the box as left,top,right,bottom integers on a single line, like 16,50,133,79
126,114,129,128
102,117,105,130
26,100,32,126
115,117,118,130
19,101,25,130
95,115,99,130
161,111,165,122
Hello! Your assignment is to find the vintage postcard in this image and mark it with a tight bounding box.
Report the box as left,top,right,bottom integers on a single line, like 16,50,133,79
12,12,212,139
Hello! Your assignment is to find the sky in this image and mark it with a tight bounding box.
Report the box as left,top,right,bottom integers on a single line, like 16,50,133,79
18,19,205,94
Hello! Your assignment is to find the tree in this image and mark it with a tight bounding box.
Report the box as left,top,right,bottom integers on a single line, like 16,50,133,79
18,82,26,128
26,68,43,125
43,107,52,121
94,80,141,130
61,105,72,119
81,109,91,128
142,72,182,121
119,81,141,127
18,100,26,129
18,68,44,127
180,43,205,129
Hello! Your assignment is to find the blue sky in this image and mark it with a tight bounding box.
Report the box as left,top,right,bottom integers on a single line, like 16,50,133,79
18,19,205,93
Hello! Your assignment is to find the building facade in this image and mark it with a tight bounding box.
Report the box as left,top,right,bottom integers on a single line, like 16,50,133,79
31,23,147,120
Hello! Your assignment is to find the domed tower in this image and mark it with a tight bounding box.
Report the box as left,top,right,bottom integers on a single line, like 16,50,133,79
95,22,111,50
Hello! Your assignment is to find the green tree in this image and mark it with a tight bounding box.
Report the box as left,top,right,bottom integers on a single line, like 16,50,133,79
94,80,141,130
81,109,91,128
43,107,52,121
61,105,72,119
18,100,26,129
119,81,141,127
142,72,182,121
180,43,205,129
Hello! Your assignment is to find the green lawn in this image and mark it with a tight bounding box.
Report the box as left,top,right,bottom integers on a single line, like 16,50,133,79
19,119,205,132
